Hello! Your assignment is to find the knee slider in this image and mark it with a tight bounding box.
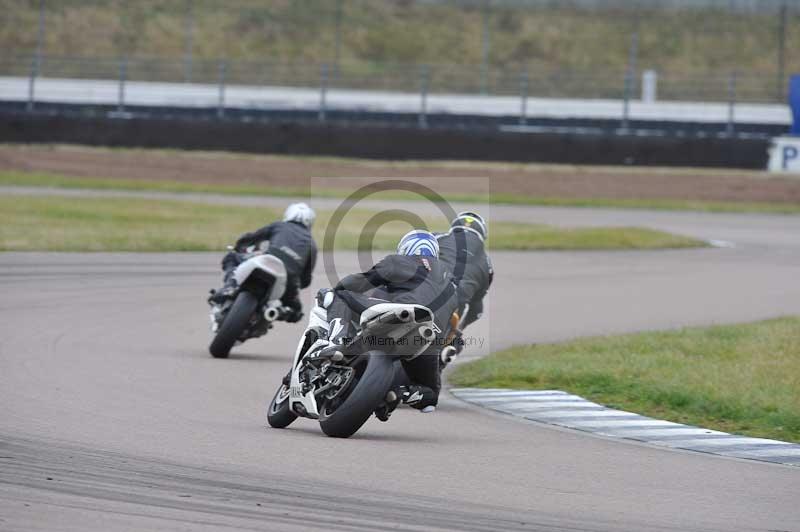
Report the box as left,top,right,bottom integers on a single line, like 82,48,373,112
316,288,335,309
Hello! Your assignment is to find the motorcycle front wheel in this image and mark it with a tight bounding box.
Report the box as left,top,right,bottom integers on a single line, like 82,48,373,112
267,382,297,428
318,352,395,438
209,291,259,358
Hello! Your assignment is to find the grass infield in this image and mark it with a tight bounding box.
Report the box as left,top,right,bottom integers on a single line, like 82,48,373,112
450,317,800,443
0,195,703,252
3,170,800,215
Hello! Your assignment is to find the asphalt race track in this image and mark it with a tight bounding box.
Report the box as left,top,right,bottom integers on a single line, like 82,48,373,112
2,206,800,531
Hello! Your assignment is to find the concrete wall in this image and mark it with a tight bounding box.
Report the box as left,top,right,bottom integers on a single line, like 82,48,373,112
0,113,770,169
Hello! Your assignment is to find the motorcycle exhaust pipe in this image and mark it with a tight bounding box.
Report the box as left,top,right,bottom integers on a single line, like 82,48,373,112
418,325,434,341
264,307,280,322
376,308,413,325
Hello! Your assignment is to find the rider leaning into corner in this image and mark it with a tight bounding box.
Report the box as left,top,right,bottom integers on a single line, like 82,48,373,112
314,229,458,420
210,202,318,323
436,211,493,361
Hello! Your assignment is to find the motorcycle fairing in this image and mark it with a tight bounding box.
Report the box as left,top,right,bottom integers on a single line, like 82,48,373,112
233,254,287,302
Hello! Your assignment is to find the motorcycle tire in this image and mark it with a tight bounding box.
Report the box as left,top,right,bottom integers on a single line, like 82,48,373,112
267,383,297,428
209,291,258,358
318,353,395,438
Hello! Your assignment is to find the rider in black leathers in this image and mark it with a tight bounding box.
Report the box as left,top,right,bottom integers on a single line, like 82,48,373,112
436,211,493,330
321,230,457,417
211,203,317,323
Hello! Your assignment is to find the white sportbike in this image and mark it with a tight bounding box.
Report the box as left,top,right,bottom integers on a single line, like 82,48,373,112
266,294,437,438
208,247,292,358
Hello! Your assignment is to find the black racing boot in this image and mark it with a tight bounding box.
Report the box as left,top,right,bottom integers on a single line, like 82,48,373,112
282,298,304,323
305,319,351,363
208,277,237,305
398,385,437,412
374,389,402,422
328,316,355,346
374,385,437,421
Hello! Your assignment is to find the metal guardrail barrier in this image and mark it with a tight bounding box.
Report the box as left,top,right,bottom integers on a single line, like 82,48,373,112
0,54,784,103
0,54,788,137
1,0,795,136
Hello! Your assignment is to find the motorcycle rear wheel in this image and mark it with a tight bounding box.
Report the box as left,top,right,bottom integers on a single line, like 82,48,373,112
318,353,395,438
209,291,259,358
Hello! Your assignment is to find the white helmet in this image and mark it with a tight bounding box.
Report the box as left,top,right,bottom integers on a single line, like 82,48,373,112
283,202,316,228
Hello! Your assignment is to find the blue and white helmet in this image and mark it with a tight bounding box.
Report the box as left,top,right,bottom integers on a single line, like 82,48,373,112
283,202,316,228
397,230,439,258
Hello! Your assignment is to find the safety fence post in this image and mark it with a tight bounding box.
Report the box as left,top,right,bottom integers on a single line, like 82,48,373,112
117,57,127,113
519,70,529,126
727,71,737,137
621,69,631,131
184,0,194,83
319,63,328,123
777,1,787,101
621,29,639,132
27,55,38,112
217,59,227,118
480,0,491,95
27,0,46,112
418,65,429,129
333,0,343,83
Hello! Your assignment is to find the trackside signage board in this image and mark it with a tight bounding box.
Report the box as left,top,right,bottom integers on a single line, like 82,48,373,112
768,137,800,173
767,75,800,173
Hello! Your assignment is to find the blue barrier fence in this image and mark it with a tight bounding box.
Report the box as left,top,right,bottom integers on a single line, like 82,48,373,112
790,74,800,135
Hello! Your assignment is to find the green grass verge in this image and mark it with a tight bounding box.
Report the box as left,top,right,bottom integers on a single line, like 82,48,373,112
0,195,703,252
3,170,800,215
487,195,800,215
450,317,800,443
0,171,314,198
